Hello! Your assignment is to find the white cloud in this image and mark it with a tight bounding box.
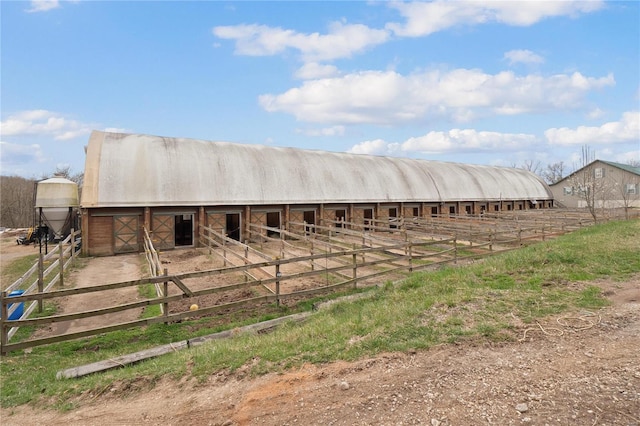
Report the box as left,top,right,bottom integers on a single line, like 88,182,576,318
545,111,640,145
587,108,606,120
212,21,389,62
295,62,340,80
348,128,537,156
614,150,640,165
0,141,47,170
26,0,60,13
386,1,604,37
0,110,94,141
348,139,391,155
296,126,346,137
259,69,614,125
504,49,544,65
400,129,536,154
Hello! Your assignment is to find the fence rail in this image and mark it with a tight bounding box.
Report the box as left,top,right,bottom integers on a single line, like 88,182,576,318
1,230,81,346
2,210,632,355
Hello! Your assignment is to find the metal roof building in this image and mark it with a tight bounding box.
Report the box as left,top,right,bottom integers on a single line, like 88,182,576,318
81,131,553,256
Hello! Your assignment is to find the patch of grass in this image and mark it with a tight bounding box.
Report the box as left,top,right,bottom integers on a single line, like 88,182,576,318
1,253,39,290
1,219,638,410
138,284,161,318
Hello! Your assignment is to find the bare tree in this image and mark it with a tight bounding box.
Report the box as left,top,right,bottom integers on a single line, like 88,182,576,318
521,159,542,175
50,165,84,187
541,161,565,184
0,175,37,228
568,146,604,222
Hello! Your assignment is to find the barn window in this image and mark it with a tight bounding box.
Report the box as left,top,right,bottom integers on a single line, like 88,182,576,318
412,207,419,217
594,168,604,179
465,205,472,215
449,206,456,216
627,183,638,195
431,206,438,217
563,186,573,195
494,205,499,212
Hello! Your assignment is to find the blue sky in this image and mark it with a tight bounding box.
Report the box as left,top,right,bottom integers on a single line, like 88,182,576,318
1,0,639,179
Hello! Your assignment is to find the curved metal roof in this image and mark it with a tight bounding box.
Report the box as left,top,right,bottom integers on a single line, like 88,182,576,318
81,131,553,208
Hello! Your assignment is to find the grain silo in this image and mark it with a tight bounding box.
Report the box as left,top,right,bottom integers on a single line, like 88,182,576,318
35,175,80,241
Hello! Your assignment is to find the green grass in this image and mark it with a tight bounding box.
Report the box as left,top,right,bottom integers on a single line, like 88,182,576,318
1,253,39,290
1,219,638,410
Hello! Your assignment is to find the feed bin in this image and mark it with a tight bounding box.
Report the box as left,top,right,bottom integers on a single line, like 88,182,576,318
35,175,80,240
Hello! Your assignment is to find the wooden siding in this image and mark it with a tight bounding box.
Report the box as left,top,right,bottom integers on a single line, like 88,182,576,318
88,216,113,256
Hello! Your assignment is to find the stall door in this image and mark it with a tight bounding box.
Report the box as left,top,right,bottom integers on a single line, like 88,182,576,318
114,215,139,254
152,214,174,250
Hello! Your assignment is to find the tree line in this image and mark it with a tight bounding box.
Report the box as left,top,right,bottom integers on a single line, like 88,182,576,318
0,167,83,229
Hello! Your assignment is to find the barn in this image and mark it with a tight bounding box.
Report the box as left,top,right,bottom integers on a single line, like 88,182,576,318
80,130,554,256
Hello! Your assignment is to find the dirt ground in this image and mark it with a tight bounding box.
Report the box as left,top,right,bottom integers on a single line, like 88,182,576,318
2,241,639,425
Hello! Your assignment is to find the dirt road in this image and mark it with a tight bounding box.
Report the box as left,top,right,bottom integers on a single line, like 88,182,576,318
3,275,639,426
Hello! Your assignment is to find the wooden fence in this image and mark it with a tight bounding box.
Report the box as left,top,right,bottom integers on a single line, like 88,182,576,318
1,230,81,346
0,210,626,355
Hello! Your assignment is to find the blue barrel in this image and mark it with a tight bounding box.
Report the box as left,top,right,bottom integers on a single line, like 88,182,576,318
7,290,25,320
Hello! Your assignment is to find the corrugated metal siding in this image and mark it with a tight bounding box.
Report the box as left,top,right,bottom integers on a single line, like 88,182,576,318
81,131,553,208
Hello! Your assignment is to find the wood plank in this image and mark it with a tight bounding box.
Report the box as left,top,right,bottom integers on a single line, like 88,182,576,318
55,313,311,379
56,341,189,379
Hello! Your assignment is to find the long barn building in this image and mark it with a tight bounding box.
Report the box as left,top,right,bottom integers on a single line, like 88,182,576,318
80,131,554,256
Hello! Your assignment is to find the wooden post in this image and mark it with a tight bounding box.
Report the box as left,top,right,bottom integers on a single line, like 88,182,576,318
222,233,227,267
403,228,408,255
352,251,357,287
516,226,521,245
70,228,76,262
280,230,285,259
58,241,64,287
244,245,249,283
453,237,458,265
38,253,44,313
1,291,7,355
275,262,281,307
163,268,169,323
408,242,413,273
542,225,546,241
